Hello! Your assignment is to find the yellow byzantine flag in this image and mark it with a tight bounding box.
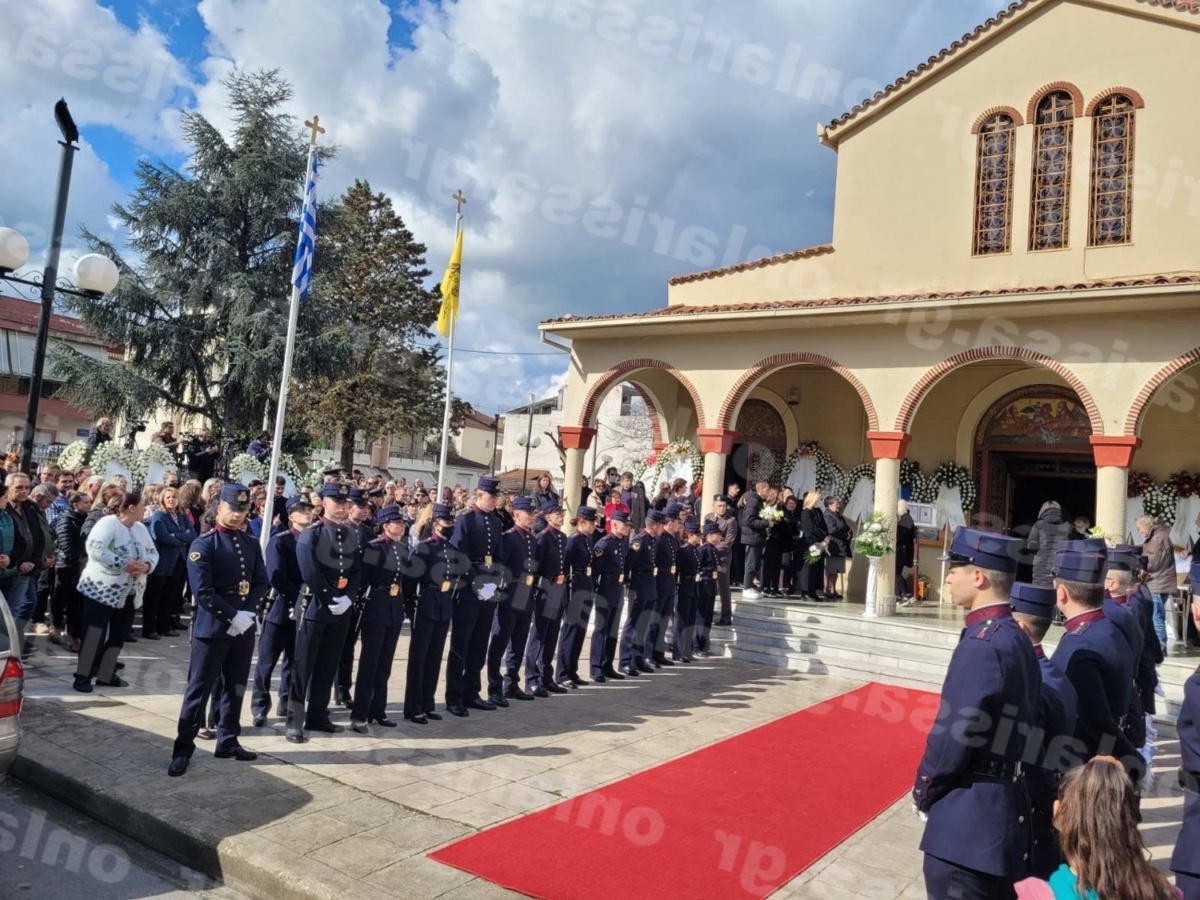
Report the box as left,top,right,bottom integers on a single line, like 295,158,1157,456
436,221,462,337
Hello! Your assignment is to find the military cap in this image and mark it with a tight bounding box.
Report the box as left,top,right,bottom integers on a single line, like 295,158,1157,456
575,506,597,521
511,496,534,512
367,488,386,498
646,509,668,524
1059,538,1108,554
432,503,455,521
347,487,369,506
1112,543,1147,572
1010,582,1057,617
938,527,1021,573
683,520,700,534
476,476,500,495
319,482,351,500
1105,546,1141,572
713,494,730,503
219,483,251,512
540,498,563,515
321,466,343,478
608,510,630,524
1053,550,1107,585
664,502,684,518
702,521,721,535
285,494,313,514
375,506,404,525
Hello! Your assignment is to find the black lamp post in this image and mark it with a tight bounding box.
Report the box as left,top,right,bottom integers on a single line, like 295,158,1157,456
0,100,120,473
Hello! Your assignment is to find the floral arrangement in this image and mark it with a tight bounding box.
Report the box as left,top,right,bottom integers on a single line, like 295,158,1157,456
229,453,269,484
1127,471,1154,498
90,442,145,483
909,471,938,504
761,505,784,532
837,463,876,503
649,440,704,486
899,458,922,488
1168,470,1200,499
55,440,90,472
1141,482,1179,526
806,543,824,562
1086,526,1119,547
141,442,178,483
780,439,840,492
631,458,648,479
930,461,977,517
274,454,306,492
854,511,894,557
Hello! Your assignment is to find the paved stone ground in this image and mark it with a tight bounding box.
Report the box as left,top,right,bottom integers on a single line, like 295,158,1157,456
13,627,1188,899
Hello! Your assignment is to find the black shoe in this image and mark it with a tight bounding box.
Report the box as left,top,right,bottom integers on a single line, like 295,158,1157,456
602,668,625,680
531,686,550,698
370,717,397,728
405,714,428,725
72,676,92,693
251,715,266,727
466,697,497,711
546,683,568,694
569,675,589,687
125,635,138,643
447,703,469,718
637,660,654,673
96,676,128,687
214,745,258,761
142,632,160,640
168,755,190,777
350,720,369,735
285,729,307,744
115,662,125,670
655,656,675,667
424,711,442,721
307,720,344,733
592,674,607,683
505,688,534,701
276,703,288,717
621,667,640,677
716,619,732,626
488,694,510,708
197,728,216,741
335,687,352,708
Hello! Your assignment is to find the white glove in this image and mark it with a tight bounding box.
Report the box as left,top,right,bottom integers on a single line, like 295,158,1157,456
228,610,255,635
478,583,498,601
329,595,353,616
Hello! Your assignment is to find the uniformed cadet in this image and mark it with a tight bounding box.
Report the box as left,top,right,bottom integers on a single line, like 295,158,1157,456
1050,548,1141,781
404,504,463,723
1106,544,1161,784
168,484,268,777
694,521,721,657
488,496,538,703
557,505,598,688
913,527,1040,898
590,510,630,682
1172,570,1200,899
1009,582,1079,880
445,476,505,718
287,481,362,743
251,494,313,727
620,509,663,677
351,506,413,732
335,488,376,708
672,520,702,663
646,504,681,667
527,498,569,695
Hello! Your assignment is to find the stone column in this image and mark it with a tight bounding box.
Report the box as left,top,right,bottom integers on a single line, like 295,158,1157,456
1090,436,1141,541
559,426,596,535
867,431,911,618
696,429,738,519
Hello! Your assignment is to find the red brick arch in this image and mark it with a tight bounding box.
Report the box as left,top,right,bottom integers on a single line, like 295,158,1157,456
578,359,705,434
1085,87,1146,117
716,353,879,431
895,347,1103,434
1026,81,1085,122
1124,348,1200,437
971,105,1025,134
629,384,665,446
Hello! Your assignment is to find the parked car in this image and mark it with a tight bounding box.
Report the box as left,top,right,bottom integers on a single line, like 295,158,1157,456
0,596,24,781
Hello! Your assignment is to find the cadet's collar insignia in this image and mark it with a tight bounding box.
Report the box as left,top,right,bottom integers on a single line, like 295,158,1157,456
189,551,201,562
238,491,249,503
964,603,1012,628
631,540,641,551
594,547,604,557
1066,608,1105,634
970,620,1002,641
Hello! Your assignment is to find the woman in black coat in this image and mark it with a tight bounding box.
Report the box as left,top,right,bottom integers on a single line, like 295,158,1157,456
895,500,916,601
798,491,828,601
53,492,91,653
822,497,852,600
760,491,790,597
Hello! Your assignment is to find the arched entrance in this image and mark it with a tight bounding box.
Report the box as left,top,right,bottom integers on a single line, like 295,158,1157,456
729,399,787,487
973,385,1096,536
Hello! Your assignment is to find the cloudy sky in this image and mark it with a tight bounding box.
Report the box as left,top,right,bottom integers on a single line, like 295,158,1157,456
0,0,1003,417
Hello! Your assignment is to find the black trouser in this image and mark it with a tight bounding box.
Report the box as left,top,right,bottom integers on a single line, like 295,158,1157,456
800,556,825,597
173,632,255,758
619,575,654,669
351,623,401,722
526,604,562,690
696,581,716,650
730,541,745,585
33,567,54,626
142,573,166,636
76,595,134,683
164,557,187,623
762,544,783,593
715,570,731,623
590,586,624,677
488,604,532,697
251,618,295,719
52,568,81,639
288,614,351,730
337,605,362,696
405,616,450,719
673,582,698,659
557,582,594,682
647,573,676,661
445,593,494,706
922,855,1016,900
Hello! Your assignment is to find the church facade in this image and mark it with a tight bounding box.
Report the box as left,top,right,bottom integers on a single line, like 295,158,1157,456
541,0,1200,612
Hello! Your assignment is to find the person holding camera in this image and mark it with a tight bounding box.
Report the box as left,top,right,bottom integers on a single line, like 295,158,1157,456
247,431,272,464
183,427,220,483
150,421,181,453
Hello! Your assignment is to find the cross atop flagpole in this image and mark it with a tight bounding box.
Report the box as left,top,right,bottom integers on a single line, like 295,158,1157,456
260,116,323,559
435,190,465,496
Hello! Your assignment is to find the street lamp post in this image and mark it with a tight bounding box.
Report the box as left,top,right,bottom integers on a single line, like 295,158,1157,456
515,393,541,497
0,100,120,473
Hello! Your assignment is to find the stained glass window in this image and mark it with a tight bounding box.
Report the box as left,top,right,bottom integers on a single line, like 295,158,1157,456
1089,95,1135,246
1029,93,1074,251
973,114,1016,255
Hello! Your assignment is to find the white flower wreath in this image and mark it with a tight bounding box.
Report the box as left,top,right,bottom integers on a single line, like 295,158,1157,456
141,442,178,485
55,440,90,472
649,440,704,487
1142,482,1178,526
929,461,978,517
229,453,269,485
91,442,146,484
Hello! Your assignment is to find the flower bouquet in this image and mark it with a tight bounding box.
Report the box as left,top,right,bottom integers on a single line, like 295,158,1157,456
1127,471,1154,499
854,511,894,558
806,544,824,563
91,442,145,484
761,505,784,531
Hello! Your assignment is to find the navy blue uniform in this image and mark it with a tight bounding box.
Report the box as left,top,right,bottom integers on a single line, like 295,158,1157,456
672,539,700,661
647,530,678,662
337,520,377,703
289,518,363,733
527,525,568,691
590,533,627,678
173,525,269,757
1104,595,1147,749
1124,585,1162,718
352,535,412,723
446,505,504,708
1051,608,1139,777
251,527,301,720
557,529,596,685
405,535,463,719
619,531,656,670
695,543,718,655
914,603,1041,894
1173,664,1200,899
488,525,538,697
1027,646,1079,880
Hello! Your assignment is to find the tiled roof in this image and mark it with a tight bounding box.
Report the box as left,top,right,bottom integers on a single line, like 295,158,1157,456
0,294,101,342
824,0,1200,135
668,245,834,286
542,273,1200,326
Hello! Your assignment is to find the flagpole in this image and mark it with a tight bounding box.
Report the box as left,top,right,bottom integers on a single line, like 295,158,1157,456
436,194,465,496
261,116,323,560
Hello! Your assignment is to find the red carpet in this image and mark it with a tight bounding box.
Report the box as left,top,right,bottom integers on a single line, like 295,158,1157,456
430,682,939,898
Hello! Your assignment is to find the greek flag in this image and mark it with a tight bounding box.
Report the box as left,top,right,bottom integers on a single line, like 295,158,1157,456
292,153,319,298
